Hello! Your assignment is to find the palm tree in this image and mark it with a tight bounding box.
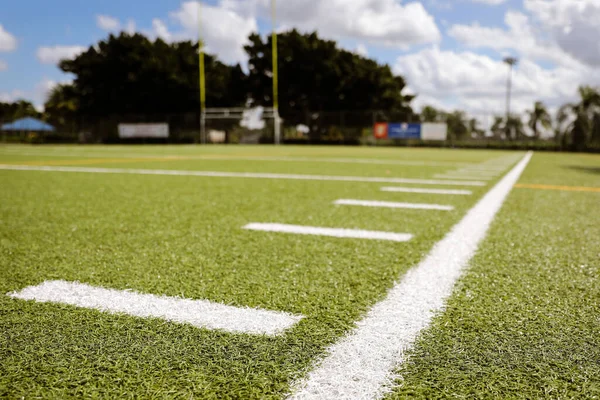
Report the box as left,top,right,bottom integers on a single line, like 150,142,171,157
527,101,552,139
445,111,469,140
505,115,526,140
44,84,79,127
468,118,484,138
491,116,505,139
556,86,600,150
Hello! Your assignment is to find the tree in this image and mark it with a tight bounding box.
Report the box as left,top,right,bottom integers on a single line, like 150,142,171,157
468,118,485,138
490,116,505,139
420,105,443,122
556,85,600,150
59,33,247,117
506,115,526,140
0,100,40,122
527,101,552,139
244,30,415,118
44,84,79,128
445,111,469,140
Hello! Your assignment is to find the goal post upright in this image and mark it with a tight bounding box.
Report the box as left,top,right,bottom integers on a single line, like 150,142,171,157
271,0,281,145
198,1,207,144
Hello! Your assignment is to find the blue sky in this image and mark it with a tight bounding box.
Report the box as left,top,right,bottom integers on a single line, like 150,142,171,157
1,0,598,120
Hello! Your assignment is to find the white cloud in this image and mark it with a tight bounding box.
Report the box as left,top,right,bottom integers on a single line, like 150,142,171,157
449,11,581,68
97,15,120,31
96,15,136,35
0,24,17,52
394,46,599,123
36,46,86,65
355,43,368,57
34,79,61,110
470,0,506,5
170,1,258,64
162,0,439,65
124,19,136,35
0,60,7,71
0,89,27,105
524,0,600,67
223,0,440,48
152,19,172,41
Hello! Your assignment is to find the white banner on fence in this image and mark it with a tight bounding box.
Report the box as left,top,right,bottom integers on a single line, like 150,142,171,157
421,123,448,141
118,123,169,139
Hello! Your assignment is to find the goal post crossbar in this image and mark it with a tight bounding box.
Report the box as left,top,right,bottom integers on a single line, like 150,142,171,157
202,107,278,120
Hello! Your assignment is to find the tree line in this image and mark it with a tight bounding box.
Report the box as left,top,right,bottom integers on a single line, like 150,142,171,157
1,29,599,150
420,88,600,150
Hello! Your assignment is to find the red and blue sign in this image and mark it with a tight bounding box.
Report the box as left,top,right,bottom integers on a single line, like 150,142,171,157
374,122,422,139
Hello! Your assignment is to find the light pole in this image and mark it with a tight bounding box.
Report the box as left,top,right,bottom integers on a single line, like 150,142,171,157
503,56,517,139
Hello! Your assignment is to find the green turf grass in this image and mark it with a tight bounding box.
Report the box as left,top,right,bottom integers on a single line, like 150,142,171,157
390,152,600,399
0,145,526,398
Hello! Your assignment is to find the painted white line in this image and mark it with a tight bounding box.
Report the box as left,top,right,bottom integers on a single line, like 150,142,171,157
288,151,533,400
0,165,487,186
451,172,499,178
460,167,506,172
480,160,519,166
0,151,166,159
0,151,471,167
334,199,454,211
454,169,501,175
434,174,494,181
8,280,302,336
478,163,515,167
380,187,472,195
232,156,471,167
243,223,413,242
445,172,499,178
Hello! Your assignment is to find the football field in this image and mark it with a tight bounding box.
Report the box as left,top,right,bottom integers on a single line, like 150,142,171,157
1,145,599,399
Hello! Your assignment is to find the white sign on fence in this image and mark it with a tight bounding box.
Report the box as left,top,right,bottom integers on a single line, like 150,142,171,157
118,123,169,139
421,123,448,141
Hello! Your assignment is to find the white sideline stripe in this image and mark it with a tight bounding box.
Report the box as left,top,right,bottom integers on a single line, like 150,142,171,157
334,199,454,211
288,151,533,400
380,187,472,195
0,151,470,167
7,280,302,336
0,165,487,186
434,174,494,181
243,223,412,242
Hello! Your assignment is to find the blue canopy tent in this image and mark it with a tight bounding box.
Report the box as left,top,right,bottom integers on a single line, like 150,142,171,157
1,117,55,132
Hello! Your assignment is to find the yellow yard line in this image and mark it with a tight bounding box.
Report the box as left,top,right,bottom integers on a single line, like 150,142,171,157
515,183,600,193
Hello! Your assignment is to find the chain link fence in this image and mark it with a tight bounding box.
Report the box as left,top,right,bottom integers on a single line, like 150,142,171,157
1,110,598,152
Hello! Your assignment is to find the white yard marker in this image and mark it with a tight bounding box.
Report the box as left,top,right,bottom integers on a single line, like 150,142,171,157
443,171,499,177
243,223,413,242
380,187,472,195
454,169,501,175
289,152,533,400
334,199,454,211
458,167,506,173
8,280,302,336
434,174,494,181
0,165,487,186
